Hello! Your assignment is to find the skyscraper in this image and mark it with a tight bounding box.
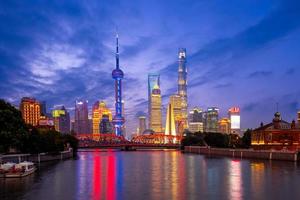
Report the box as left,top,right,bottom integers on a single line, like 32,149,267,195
188,107,204,133
228,107,241,135
177,48,188,130
169,95,183,134
100,114,113,134
165,103,176,136
138,116,146,135
92,101,112,134
20,97,41,126
218,118,231,134
148,73,160,128
112,34,125,136
74,100,89,134
204,107,219,133
52,105,70,134
297,111,300,125
150,84,162,132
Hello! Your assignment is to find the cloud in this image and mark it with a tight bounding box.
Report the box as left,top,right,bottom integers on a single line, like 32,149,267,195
248,70,272,78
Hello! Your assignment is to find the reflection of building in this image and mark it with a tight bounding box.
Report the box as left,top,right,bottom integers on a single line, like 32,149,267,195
177,48,188,130
92,101,112,134
165,103,176,136
228,107,241,135
148,73,160,129
20,97,41,126
218,118,231,134
251,112,300,151
100,114,113,134
138,116,146,135
74,100,89,134
112,35,125,136
169,95,184,134
204,107,219,133
150,84,162,132
52,105,70,134
188,107,204,133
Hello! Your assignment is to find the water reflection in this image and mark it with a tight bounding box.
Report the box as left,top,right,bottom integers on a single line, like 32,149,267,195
2,150,300,200
228,160,243,200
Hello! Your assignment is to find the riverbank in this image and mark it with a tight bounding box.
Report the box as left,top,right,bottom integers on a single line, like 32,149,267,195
184,146,299,162
0,149,74,164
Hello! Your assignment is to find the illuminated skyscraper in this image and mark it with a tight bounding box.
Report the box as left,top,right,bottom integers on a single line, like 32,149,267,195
148,73,160,128
177,48,188,130
169,95,183,134
138,116,146,135
100,114,113,134
165,103,176,136
92,101,112,134
20,97,41,126
112,34,125,136
150,84,162,132
228,107,241,135
297,111,300,125
218,118,231,134
74,100,89,134
204,107,219,133
188,107,204,133
52,105,70,134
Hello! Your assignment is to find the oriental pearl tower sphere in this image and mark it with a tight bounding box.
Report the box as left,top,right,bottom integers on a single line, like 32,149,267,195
112,34,125,136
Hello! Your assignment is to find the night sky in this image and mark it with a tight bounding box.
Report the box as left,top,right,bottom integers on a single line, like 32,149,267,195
1,0,300,135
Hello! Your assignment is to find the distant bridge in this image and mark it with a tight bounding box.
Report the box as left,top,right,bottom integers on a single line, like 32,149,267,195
76,133,182,150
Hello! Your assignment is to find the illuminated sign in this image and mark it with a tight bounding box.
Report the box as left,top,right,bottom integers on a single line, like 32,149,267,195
229,107,240,113
231,115,240,129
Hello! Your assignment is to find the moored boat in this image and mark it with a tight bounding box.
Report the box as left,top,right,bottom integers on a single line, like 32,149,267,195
0,161,36,178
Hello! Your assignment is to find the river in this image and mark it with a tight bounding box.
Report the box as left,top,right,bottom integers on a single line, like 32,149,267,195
1,149,300,200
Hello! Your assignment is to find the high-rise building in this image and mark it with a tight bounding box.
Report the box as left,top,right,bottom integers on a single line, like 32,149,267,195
52,105,70,134
177,48,188,130
228,107,241,135
74,100,89,134
92,101,112,134
100,114,113,134
20,97,41,126
138,116,146,135
150,84,162,132
112,34,125,136
40,101,47,116
169,95,184,134
188,107,204,133
297,111,300,125
165,103,176,136
204,107,219,133
148,73,160,128
218,118,231,134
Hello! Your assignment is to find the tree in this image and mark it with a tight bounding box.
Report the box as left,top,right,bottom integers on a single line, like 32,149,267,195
242,129,252,148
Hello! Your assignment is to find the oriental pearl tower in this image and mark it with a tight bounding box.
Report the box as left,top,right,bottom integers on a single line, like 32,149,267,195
112,34,125,136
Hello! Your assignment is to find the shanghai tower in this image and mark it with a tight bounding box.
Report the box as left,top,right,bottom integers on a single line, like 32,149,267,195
112,34,125,136
178,48,188,130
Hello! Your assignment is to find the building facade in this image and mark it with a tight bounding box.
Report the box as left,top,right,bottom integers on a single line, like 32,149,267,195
74,100,89,134
169,95,184,134
251,112,300,151
100,114,113,134
204,107,219,133
52,105,70,134
150,84,162,132
228,107,241,135
20,97,41,126
92,101,112,134
218,118,231,134
138,116,146,135
188,107,204,133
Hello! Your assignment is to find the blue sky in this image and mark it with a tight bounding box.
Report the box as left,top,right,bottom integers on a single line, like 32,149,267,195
0,0,300,135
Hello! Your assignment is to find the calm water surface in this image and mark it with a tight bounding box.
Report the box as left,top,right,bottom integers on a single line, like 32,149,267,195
1,149,300,200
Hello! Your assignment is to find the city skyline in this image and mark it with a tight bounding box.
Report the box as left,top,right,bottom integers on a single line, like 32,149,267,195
1,1,300,135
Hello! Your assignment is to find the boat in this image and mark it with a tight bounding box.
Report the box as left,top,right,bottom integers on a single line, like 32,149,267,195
0,161,36,178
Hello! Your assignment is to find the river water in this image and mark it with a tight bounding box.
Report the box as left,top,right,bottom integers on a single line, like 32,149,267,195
1,149,300,200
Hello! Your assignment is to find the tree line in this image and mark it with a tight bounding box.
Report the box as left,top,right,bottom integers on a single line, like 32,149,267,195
0,99,78,154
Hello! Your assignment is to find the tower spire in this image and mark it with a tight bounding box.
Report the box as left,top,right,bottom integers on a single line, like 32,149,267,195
116,33,119,69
